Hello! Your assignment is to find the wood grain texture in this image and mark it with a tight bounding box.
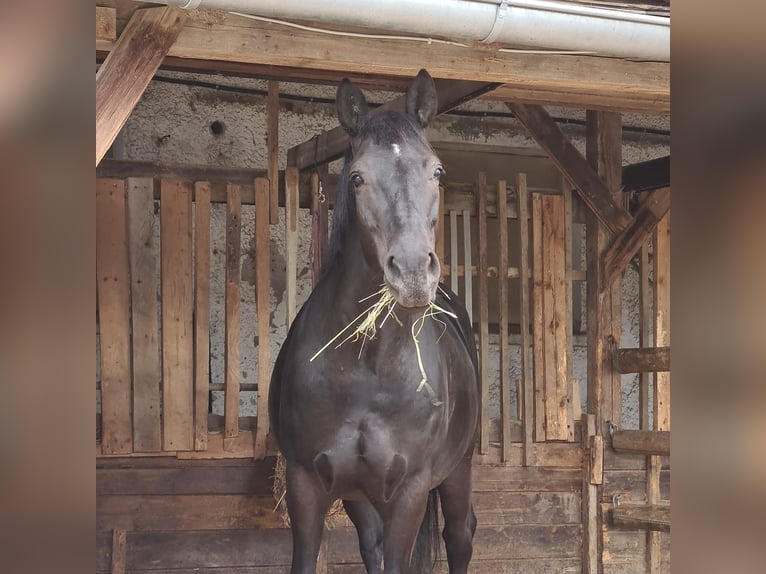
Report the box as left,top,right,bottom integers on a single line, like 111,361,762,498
267,81,280,225
436,185,445,265
96,6,116,41
449,210,459,294
462,209,473,323
254,178,272,460
612,504,670,532
97,11,669,114
193,182,211,451
531,193,546,442
127,178,161,452
96,6,186,165
615,346,670,374
612,430,670,456
110,528,126,574
224,185,241,443
161,179,194,451
602,186,670,292
497,180,512,463
507,102,632,235
97,179,132,454
582,414,599,574
284,167,299,328
477,173,489,454
516,174,534,466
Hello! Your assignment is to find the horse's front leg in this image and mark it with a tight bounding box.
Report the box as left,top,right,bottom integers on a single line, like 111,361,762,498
343,499,383,574
437,452,476,574
378,479,431,574
285,461,332,574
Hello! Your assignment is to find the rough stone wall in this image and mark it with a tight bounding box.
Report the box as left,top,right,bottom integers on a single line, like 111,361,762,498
98,71,669,429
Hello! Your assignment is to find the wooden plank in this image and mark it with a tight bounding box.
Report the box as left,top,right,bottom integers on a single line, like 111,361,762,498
622,156,670,193
531,193,546,442
477,173,489,455
602,187,671,292
506,102,632,235
309,172,329,286
582,414,599,574
284,167,299,329
541,195,559,440
497,180,511,463
267,81,280,225
96,6,116,42
288,79,498,169
97,12,669,114
563,182,575,429
126,178,161,452
254,178,272,460
639,244,651,431
449,210,459,294
463,209,473,323
224,185,242,444
436,185,445,265
516,174,534,466
161,179,194,451
653,212,671,433
111,529,127,574
193,182,211,451
96,6,186,165
589,435,604,485
97,494,282,531
612,504,670,532
97,179,132,455
614,346,670,374
612,430,670,456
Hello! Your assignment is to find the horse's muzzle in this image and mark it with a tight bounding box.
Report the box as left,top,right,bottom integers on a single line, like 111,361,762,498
384,250,440,308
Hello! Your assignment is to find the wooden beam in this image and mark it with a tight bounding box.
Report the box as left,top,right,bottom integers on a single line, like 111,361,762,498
477,173,490,455
602,187,671,291
614,347,670,374
267,81,280,224
96,6,186,165
506,102,632,235
612,430,670,456
613,504,670,532
516,173,533,466
287,79,498,169
97,10,669,114
622,156,670,192
96,6,116,42
254,178,272,460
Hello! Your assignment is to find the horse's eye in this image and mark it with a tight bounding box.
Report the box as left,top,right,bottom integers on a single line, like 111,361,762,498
434,166,445,179
351,174,364,188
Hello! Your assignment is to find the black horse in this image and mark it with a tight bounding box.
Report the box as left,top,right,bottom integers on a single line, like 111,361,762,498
269,70,479,574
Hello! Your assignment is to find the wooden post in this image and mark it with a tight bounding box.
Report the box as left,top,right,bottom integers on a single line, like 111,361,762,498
497,180,511,463
516,174,534,465
224,184,242,447
648,211,670,573
477,173,489,455
110,529,127,574
436,186,445,265
97,179,132,455
584,110,623,574
254,178,272,460
96,7,186,165
267,81,280,225
639,242,651,431
463,209,473,324
126,177,161,452
310,172,328,286
582,414,599,574
449,211,459,295
285,167,299,329
161,180,194,452
531,193,546,442
193,182,211,451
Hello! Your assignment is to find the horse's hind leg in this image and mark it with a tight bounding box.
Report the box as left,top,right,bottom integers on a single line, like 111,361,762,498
437,453,476,574
285,462,332,574
343,499,383,574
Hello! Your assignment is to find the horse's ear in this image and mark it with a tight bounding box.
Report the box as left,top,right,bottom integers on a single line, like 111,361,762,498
336,78,369,135
405,69,437,127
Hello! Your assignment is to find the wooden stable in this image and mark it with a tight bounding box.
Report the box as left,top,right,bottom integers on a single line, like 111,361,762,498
96,2,671,573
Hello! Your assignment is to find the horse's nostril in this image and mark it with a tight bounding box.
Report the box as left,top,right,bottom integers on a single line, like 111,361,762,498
386,255,401,278
427,252,438,272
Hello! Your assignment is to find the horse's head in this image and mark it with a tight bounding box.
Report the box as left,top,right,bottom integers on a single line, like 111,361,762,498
336,70,442,308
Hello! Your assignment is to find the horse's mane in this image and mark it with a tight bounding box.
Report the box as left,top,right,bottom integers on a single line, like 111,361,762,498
320,112,432,278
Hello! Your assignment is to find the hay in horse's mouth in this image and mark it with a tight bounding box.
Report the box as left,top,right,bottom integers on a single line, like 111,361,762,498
310,285,456,406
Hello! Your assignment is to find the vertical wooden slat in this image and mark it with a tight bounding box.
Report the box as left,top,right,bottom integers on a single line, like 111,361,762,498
639,241,651,431
161,179,194,451
477,173,489,455
127,177,161,452
517,174,534,465
110,529,127,574
310,172,329,287
436,185,445,265
563,180,575,428
97,179,133,454
541,195,560,440
254,178,272,460
582,414,599,574
285,167,299,329
193,182,211,451
462,209,473,324
497,180,511,463
449,210,459,294
648,211,670,573
267,81,280,225
531,193,546,442
224,185,241,444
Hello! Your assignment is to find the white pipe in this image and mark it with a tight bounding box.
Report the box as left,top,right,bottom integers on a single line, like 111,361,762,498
161,0,669,61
